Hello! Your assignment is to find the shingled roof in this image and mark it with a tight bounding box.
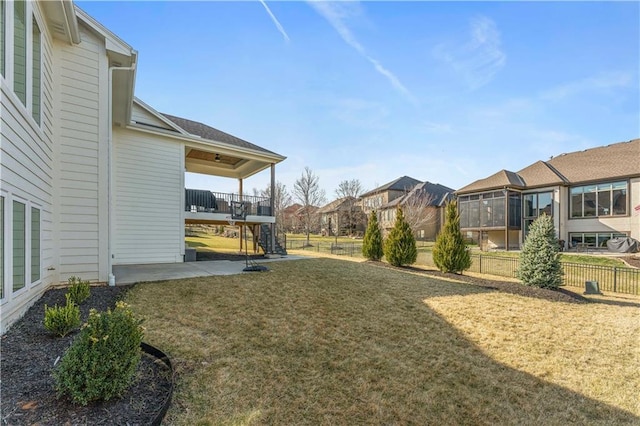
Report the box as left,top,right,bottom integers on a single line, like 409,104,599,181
457,169,525,194
361,176,422,198
317,197,356,214
457,139,640,194
382,181,454,209
162,113,279,156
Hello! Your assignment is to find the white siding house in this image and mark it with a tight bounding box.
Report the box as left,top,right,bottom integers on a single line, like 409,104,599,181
0,1,286,333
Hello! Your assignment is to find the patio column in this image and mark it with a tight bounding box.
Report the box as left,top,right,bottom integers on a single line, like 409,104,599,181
504,189,509,251
239,178,243,251
270,163,276,253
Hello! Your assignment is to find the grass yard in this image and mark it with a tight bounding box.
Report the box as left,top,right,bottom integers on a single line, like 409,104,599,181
125,259,639,425
186,234,243,253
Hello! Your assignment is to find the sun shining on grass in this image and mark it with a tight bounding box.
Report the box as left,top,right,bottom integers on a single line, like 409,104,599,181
124,258,639,425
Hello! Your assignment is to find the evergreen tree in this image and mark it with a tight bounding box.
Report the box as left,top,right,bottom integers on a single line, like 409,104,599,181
516,214,562,289
383,208,417,267
432,201,471,274
362,210,383,261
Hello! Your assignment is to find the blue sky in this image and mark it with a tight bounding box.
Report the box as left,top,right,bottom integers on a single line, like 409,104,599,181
77,1,639,199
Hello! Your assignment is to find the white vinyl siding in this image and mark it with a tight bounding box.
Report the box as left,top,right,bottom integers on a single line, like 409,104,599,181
57,25,105,281
113,128,183,264
0,1,54,333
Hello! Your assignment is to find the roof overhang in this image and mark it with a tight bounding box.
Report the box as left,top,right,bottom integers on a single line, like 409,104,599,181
126,123,285,180
75,6,138,126
41,0,81,44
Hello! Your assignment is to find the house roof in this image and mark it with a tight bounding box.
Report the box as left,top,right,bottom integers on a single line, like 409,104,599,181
546,139,640,183
361,176,422,198
317,197,355,214
162,114,279,156
381,182,455,209
457,169,525,194
456,138,640,194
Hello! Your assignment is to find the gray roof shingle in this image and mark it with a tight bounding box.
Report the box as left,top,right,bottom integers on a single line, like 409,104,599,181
361,176,422,197
162,113,279,156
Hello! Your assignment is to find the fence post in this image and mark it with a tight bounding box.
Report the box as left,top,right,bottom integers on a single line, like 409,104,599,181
613,267,617,293
479,255,482,274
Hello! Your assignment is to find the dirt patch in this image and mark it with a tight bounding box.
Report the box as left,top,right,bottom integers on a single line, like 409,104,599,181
367,261,590,304
1,287,172,425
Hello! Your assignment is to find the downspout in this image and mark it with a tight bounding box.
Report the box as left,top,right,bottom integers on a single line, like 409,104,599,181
107,63,137,286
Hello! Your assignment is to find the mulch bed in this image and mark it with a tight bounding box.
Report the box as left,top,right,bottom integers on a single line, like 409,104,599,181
1,286,173,425
368,261,590,304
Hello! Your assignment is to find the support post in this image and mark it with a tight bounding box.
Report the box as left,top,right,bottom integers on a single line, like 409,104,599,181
239,178,243,252
504,189,509,251
270,163,276,254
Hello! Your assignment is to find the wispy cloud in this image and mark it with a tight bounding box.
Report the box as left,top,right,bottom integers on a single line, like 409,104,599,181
434,16,506,89
259,0,290,43
307,1,417,104
540,71,634,101
330,98,389,128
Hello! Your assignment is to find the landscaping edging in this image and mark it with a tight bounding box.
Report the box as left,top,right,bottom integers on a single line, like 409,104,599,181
141,342,175,426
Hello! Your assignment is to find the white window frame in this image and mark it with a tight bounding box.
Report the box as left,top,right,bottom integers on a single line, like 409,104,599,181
0,0,42,128
1,192,42,303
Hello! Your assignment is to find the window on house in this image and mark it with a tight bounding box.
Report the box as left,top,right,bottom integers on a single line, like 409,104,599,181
570,232,627,248
32,16,41,124
31,206,40,283
13,200,26,292
570,181,627,218
13,0,27,105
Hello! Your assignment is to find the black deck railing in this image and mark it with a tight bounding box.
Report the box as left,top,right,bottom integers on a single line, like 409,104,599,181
185,189,272,216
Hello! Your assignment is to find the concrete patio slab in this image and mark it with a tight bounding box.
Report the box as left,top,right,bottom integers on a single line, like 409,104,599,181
113,256,306,285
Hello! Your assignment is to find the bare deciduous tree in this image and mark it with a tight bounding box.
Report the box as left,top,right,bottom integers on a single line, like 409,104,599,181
334,179,366,238
400,188,438,236
259,181,292,236
293,167,326,245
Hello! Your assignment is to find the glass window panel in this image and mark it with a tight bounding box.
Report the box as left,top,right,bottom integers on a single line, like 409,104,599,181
569,233,583,248
597,183,612,191
538,192,552,216
13,201,26,292
583,234,597,246
459,201,470,228
612,181,627,190
13,0,26,105
508,194,521,227
612,188,627,215
469,200,480,227
32,17,41,124
480,199,492,227
583,186,597,217
523,194,536,218
597,186,611,216
31,207,40,282
493,197,505,227
597,233,611,248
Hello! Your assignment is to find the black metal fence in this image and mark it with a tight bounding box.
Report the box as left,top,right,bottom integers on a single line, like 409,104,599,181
288,242,639,295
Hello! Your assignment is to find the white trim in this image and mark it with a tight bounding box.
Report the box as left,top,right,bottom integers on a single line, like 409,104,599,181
0,191,6,304
133,97,189,135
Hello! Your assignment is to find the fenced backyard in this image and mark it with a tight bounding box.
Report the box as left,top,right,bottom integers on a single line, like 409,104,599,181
286,239,640,295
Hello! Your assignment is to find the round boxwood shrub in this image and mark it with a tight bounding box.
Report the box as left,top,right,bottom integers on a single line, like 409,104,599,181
54,302,144,405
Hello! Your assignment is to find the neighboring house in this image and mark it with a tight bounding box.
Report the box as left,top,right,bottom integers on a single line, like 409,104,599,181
360,176,422,216
456,139,640,251
317,197,366,237
1,1,285,332
281,203,303,233
378,182,454,240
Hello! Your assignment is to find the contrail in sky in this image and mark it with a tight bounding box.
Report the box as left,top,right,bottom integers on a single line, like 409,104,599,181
259,0,290,43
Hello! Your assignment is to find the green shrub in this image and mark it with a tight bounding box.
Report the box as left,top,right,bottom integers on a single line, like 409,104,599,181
67,276,91,305
54,302,144,405
44,293,81,337
432,201,471,274
383,208,417,267
362,210,384,261
517,214,563,289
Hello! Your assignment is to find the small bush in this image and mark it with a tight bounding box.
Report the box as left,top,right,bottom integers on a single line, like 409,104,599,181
44,294,81,337
383,208,417,267
54,302,144,405
362,210,384,261
67,276,91,305
432,201,471,274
